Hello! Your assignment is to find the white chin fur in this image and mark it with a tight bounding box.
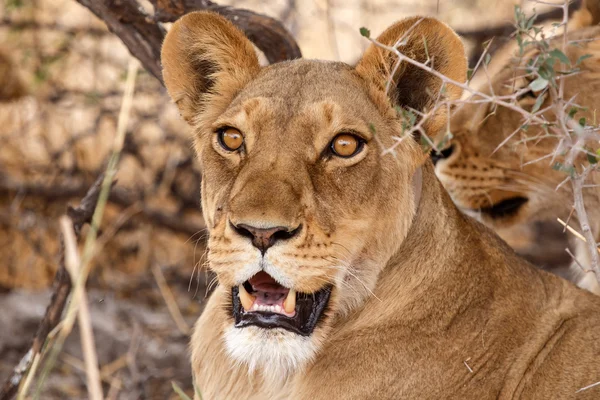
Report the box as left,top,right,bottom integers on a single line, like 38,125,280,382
224,325,317,384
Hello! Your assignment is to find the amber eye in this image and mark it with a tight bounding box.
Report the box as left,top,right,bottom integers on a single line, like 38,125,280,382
330,133,362,158
218,128,244,151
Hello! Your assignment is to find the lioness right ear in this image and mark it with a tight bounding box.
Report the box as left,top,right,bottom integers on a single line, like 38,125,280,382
356,17,466,136
161,12,260,124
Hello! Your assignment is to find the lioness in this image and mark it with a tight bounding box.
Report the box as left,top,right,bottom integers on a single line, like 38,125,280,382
435,1,600,294
161,11,600,399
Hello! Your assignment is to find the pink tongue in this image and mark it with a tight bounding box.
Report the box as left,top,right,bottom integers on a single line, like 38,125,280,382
249,271,289,306
248,272,288,293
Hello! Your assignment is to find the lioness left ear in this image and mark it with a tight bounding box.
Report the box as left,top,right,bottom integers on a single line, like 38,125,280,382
356,17,466,136
161,12,260,124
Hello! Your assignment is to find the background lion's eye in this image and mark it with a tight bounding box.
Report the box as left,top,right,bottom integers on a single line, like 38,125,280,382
218,128,244,151
331,134,362,158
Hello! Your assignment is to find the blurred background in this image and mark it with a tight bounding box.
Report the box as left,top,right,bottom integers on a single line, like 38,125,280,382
0,0,575,398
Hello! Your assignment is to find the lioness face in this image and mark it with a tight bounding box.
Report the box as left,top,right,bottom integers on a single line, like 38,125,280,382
162,12,465,378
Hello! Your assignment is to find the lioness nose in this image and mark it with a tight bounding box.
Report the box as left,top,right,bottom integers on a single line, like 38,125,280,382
231,222,302,254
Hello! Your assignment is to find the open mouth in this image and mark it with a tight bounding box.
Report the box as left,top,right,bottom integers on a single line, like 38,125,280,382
231,271,332,336
479,196,528,219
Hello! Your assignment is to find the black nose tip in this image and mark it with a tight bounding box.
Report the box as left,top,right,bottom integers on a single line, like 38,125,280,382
431,145,455,166
230,222,302,254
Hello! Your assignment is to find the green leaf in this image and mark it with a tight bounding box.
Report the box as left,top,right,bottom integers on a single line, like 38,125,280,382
568,107,579,119
529,77,548,91
552,162,575,176
172,382,193,400
467,68,474,80
549,49,570,64
485,53,491,65
587,153,598,164
576,54,592,65
531,92,547,113
544,57,556,68
526,14,537,30
538,66,553,80
359,27,370,38
579,117,586,127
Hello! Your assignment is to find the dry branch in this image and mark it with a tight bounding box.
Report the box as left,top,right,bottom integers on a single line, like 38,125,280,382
74,0,302,83
0,173,107,400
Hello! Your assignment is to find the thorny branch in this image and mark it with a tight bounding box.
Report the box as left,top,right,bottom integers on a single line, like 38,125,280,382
0,174,107,400
572,166,600,281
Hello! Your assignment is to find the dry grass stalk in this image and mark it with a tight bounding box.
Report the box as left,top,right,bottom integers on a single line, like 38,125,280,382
15,353,40,400
60,216,104,400
30,58,139,398
151,263,192,335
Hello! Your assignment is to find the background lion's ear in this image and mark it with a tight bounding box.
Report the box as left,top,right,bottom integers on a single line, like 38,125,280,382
161,12,260,124
355,17,466,135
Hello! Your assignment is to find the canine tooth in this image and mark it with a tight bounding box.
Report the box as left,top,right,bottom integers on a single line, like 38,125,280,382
283,289,296,314
238,285,255,311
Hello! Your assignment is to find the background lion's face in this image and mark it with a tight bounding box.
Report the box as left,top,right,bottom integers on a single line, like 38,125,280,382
435,28,600,262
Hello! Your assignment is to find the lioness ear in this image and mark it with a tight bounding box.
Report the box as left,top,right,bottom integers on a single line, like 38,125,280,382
356,17,466,135
161,12,260,124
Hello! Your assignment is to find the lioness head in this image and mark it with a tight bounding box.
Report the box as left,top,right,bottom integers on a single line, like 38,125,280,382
162,12,465,379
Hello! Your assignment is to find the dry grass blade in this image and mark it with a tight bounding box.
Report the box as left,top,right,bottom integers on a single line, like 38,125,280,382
60,216,103,400
151,264,192,335
30,58,139,399
172,382,193,400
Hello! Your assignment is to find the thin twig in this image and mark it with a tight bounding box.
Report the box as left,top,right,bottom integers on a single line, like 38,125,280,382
557,216,600,255
576,379,600,393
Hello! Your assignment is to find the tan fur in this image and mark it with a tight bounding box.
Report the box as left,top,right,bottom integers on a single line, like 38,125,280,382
436,0,600,294
162,11,600,399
